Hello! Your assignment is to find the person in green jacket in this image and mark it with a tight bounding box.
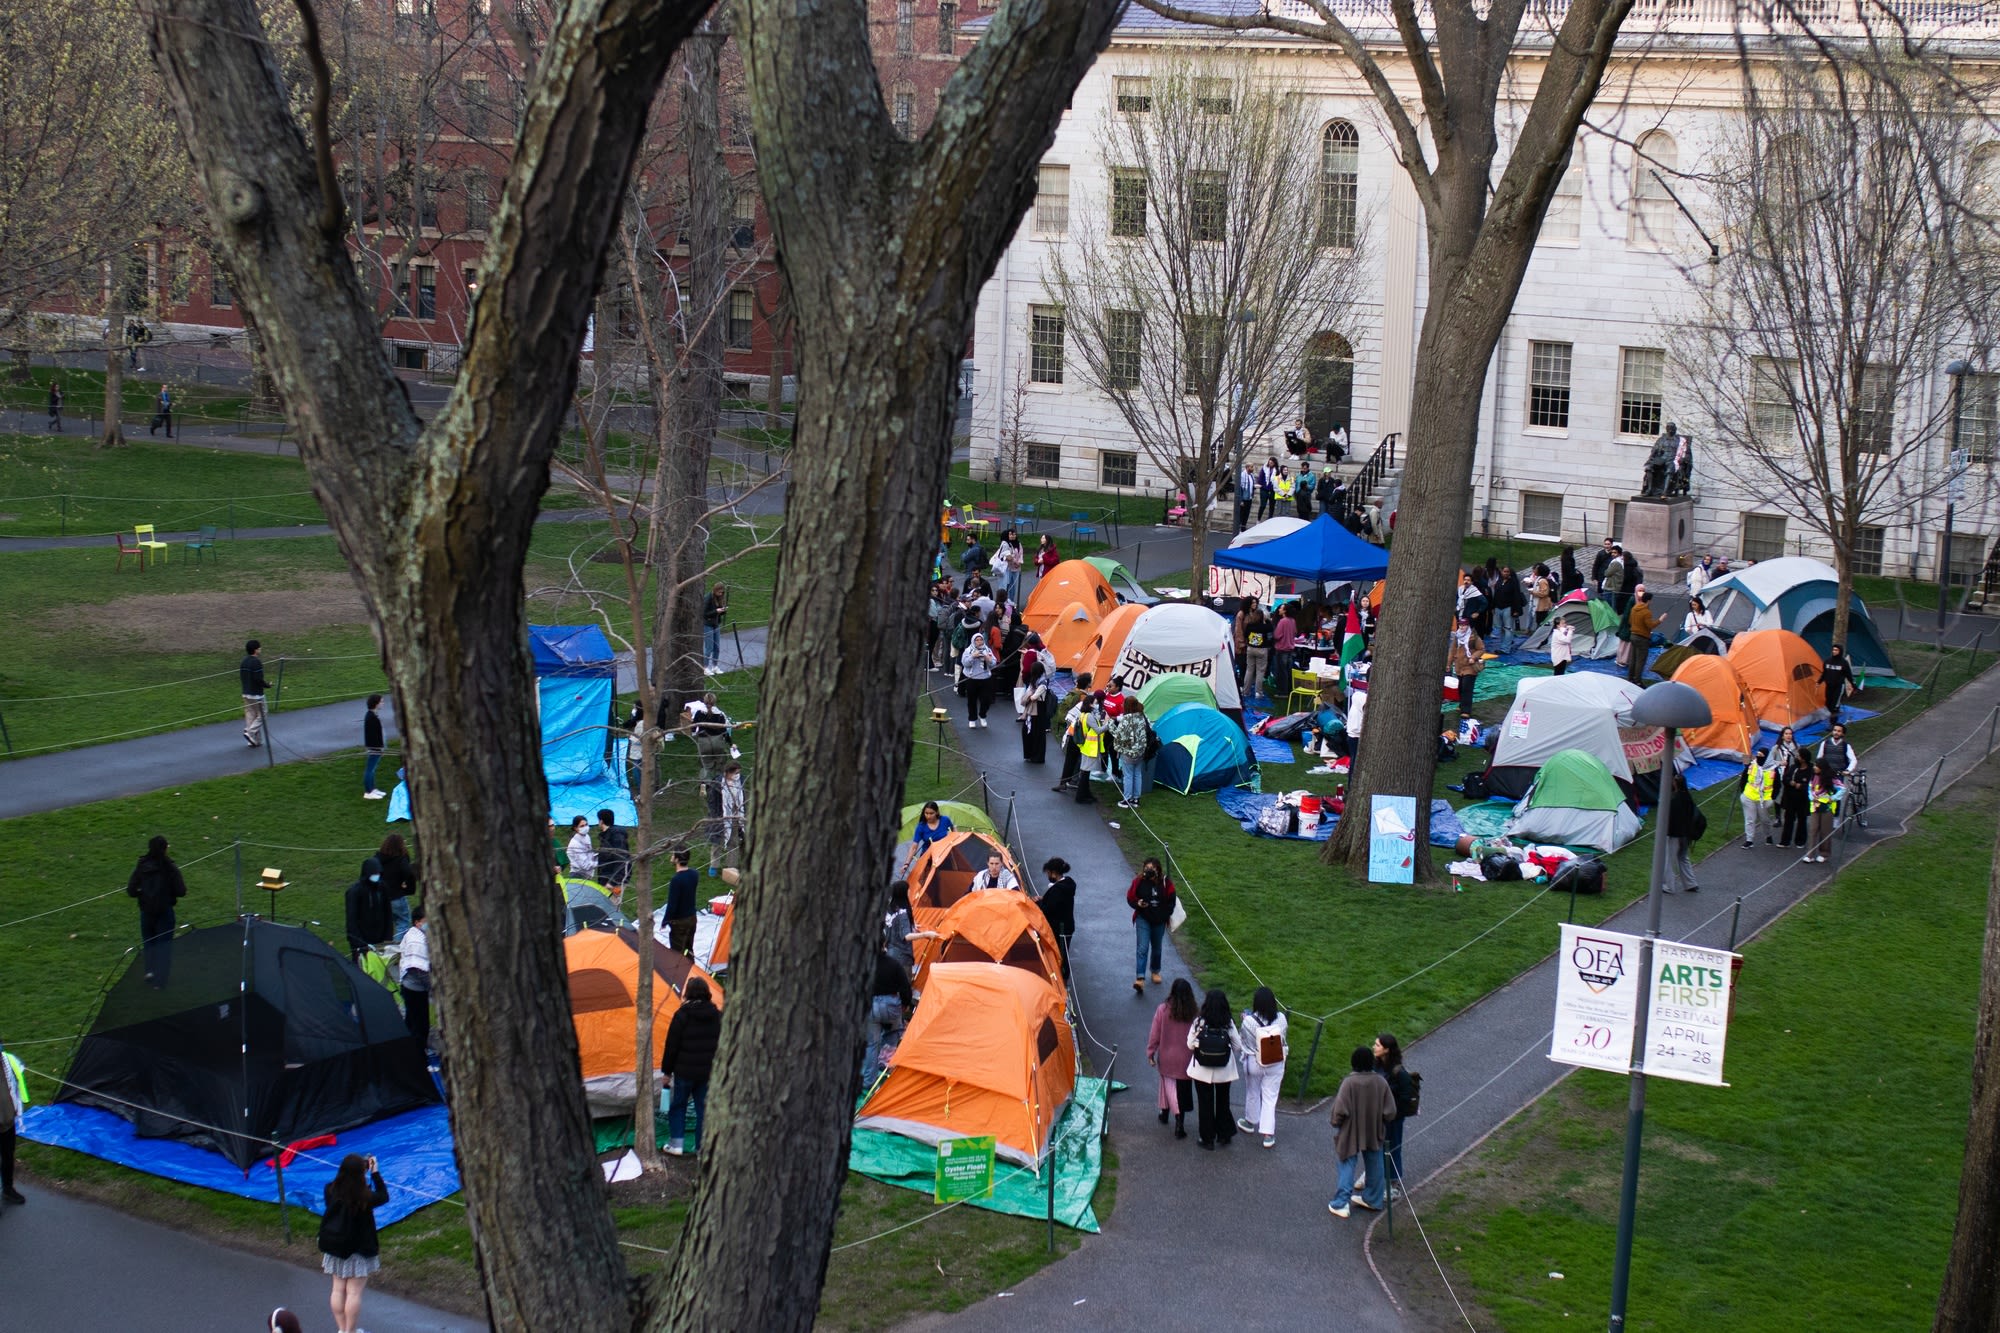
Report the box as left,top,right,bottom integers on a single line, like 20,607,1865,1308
3,1039,29,1204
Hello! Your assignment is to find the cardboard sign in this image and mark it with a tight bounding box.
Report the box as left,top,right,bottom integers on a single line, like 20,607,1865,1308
1367,795,1418,884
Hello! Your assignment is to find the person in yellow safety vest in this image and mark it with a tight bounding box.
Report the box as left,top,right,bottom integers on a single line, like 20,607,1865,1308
1802,760,1843,864
3,1040,28,1205
1739,748,1779,849
1073,692,1109,808
1274,469,1295,504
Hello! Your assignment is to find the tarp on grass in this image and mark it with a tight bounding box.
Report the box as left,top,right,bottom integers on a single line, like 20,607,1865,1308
848,1075,1112,1232
1216,791,1467,847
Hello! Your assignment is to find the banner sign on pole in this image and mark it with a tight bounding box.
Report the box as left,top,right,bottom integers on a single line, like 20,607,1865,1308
1642,940,1735,1086
933,1135,997,1204
1367,795,1419,884
1549,923,1643,1073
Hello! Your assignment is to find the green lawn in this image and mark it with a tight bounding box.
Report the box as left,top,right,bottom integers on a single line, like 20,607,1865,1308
948,460,1176,538
1,366,267,426
0,435,324,537
1374,756,1998,1332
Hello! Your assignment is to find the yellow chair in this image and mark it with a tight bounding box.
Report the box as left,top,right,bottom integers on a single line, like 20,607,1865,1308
1286,668,1321,716
134,523,169,565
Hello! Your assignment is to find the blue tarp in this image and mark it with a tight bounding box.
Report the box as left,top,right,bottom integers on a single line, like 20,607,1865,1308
529,624,618,678
1217,791,1465,847
20,1099,459,1228
1210,513,1390,583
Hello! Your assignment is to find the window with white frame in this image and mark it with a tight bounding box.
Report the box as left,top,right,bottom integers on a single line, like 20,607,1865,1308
1183,314,1222,396
1741,513,1788,562
1195,78,1232,115
1190,172,1227,244
728,290,754,349
1942,530,1988,585
1115,77,1153,114
1629,130,1679,248
1025,443,1061,480
1527,340,1572,429
1100,450,1139,488
1029,304,1065,384
1751,356,1798,446
1857,366,1895,454
1540,143,1583,245
1105,309,1142,391
1851,524,1885,577
1111,169,1148,238
1033,165,1070,236
1959,371,1999,463
1319,121,1359,249
1618,347,1665,437
1520,491,1564,537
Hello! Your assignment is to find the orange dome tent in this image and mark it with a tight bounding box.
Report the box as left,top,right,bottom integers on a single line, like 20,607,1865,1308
1043,601,1102,673
1024,559,1117,638
1671,655,1762,763
905,830,1017,929
855,962,1076,1167
1075,602,1148,685
1727,628,1827,729
910,889,1065,997
565,929,722,1111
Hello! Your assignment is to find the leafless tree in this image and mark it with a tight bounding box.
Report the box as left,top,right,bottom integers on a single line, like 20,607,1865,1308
1045,61,1366,591
1669,51,1997,647
984,351,1034,514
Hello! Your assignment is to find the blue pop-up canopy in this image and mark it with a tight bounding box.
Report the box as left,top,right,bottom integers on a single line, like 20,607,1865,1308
1209,513,1389,584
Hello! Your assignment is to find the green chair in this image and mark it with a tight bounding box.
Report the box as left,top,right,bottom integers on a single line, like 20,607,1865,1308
133,523,169,565
184,524,221,566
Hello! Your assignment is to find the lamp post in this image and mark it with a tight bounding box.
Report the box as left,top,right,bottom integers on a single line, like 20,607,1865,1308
1941,360,1973,630
1606,680,1712,1332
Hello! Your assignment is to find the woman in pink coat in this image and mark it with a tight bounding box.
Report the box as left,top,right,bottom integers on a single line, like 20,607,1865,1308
1147,977,1198,1139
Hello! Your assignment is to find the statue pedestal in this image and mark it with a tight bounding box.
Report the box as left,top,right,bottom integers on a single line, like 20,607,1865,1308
1622,497,1695,573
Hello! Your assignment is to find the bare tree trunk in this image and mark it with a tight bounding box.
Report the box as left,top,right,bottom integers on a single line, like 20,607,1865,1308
101,282,126,448
1938,817,2000,1332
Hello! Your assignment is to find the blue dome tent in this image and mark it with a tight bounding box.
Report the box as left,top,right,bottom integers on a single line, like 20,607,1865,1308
1151,702,1254,795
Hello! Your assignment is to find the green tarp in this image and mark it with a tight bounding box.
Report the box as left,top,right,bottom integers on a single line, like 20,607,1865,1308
848,1076,1112,1232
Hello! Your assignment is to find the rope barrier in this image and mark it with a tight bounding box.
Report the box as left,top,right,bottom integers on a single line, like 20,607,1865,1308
0,843,233,933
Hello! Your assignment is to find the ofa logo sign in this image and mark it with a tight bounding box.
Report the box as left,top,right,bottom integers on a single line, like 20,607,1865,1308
1569,934,1627,993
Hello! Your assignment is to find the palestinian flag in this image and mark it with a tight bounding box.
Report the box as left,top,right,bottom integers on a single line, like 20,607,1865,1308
1339,598,1365,686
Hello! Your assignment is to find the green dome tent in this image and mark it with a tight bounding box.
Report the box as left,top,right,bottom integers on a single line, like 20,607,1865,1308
898,800,1000,842
1135,673,1218,717
1152,702,1254,794
1503,748,1642,853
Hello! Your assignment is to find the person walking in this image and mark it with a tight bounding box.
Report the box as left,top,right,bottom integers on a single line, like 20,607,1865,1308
1374,1033,1417,1195
1623,589,1658,684
662,975,723,1154
1741,748,1779,848
1776,730,1811,849
239,639,269,748
1110,699,1154,809
960,631,998,728
1147,978,1198,1139
702,583,729,675
317,1153,390,1333
125,835,188,988
3,1038,30,1206
1185,989,1243,1149
397,901,433,1057
361,694,388,798
1328,1046,1397,1218
1803,761,1842,864
1126,856,1176,993
1038,858,1077,978
46,380,63,433
1820,644,1856,725
860,947,912,1088
1236,987,1288,1149
149,384,174,437
662,848,699,956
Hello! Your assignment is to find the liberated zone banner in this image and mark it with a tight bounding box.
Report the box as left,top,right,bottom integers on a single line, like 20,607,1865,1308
1549,923,1735,1086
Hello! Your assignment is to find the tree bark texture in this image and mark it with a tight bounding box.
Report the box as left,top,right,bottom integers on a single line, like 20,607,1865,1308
649,0,1119,1325
102,282,126,449
145,0,706,1326
1936,816,2000,1333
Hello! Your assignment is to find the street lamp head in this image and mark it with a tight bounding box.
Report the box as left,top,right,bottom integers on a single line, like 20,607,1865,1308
1946,359,1972,377
1630,680,1711,729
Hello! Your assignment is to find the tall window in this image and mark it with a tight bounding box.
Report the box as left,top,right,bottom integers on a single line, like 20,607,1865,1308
1750,356,1798,445
1970,146,2000,255
1741,513,1788,563
1183,314,1223,396
1856,366,1895,454
1959,371,1999,463
1851,524,1886,577
1629,130,1679,248
1520,492,1564,537
1541,143,1583,244
1319,121,1359,249
389,261,409,316
1190,172,1227,244
1195,79,1233,115
1609,500,1628,542
1029,304,1065,384
1527,340,1572,429
895,0,913,54
1111,169,1148,238
1114,77,1153,114
1942,531,1988,586
1303,331,1353,441
732,192,757,248
1025,443,1061,480
1105,309,1142,391
1033,165,1070,236
1618,347,1665,437
168,250,192,305
893,88,915,138
937,0,957,51
460,76,488,136
465,174,491,230
728,290,754,349
1100,450,1139,487
415,266,436,319
210,261,233,308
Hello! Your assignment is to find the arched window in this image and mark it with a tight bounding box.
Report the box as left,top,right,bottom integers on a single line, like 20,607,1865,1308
1628,130,1678,248
1303,332,1354,441
1319,121,1360,249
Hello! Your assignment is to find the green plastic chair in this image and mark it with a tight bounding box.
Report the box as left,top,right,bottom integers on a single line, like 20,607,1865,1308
184,524,221,566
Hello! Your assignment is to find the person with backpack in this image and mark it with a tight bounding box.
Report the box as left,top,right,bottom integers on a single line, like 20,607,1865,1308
1126,857,1177,993
1328,1046,1398,1218
125,835,188,988
1110,698,1155,809
1235,987,1288,1149
662,975,724,1155
1184,988,1243,1149
318,1152,390,1333
1147,977,1198,1139
1374,1033,1419,1197
1663,774,1706,892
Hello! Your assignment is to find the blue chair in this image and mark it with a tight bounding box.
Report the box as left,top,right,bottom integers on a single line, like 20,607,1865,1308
1070,510,1097,542
184,524,221,566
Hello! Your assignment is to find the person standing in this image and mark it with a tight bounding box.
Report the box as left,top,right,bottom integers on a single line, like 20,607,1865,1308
1447,617,1484,709
1558,546,1583,596
715,763,746,874
149,384,174,437
344,858,394,960
1294,459,1316,520
1110,699,1154,809
125,835,188,987
1255,460,1276,521
1623,589,1658,685
1328,1046,1397,1218
662,848,699,957
596,810,631,890
1272,603,1299,684
373,833,417,940
1374,1033,1417,1194
1602,544,1629,615
46,380,63,433
1073,692,1109,805
239,640,268,748
1018,647,1053,764
1038,858,1077,977
1236,987,1288,1149
1126,857,1176,992
993,530,1025,602
1819,644,1856,724
909,800,955,855
1775,729,1811,849
960,631,998,728
1240,604,1272,703
1185,989,1243,1150
1663,778,1705,892
662,975,723,1154
1493,565,1527,649
860,948,912,1088
1590,538,1616,595
1803,761,1841,864
2,1039,27,1205
361,694,388,798
702,583,728,675
1235,461,1255,531
563,816,598,881
1053,674,1093,792
1815,722,1858,777
1529,564,1556,624
1147,978,1198,1139
318,1153,390,1333
1740,748,1779,847
397,904,432,1059
1035,534,1061,577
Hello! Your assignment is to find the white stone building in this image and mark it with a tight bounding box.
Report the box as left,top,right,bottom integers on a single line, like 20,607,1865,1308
967,1,2000,587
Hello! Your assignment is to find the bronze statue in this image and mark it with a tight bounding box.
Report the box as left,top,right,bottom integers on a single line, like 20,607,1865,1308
1641,422,1693,498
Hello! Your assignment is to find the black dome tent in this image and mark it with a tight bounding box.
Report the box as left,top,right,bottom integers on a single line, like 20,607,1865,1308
57,918,440,1169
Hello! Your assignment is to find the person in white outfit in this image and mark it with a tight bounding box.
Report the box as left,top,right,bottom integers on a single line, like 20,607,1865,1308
564,816,597,879
1235,986,1288,1148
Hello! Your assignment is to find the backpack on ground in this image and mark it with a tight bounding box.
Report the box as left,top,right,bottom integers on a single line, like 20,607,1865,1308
1460,769,1491,801
1194,1021,1232,1068
1548,858,1605,896
1436,735,1457,762
1256,801,1299,838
